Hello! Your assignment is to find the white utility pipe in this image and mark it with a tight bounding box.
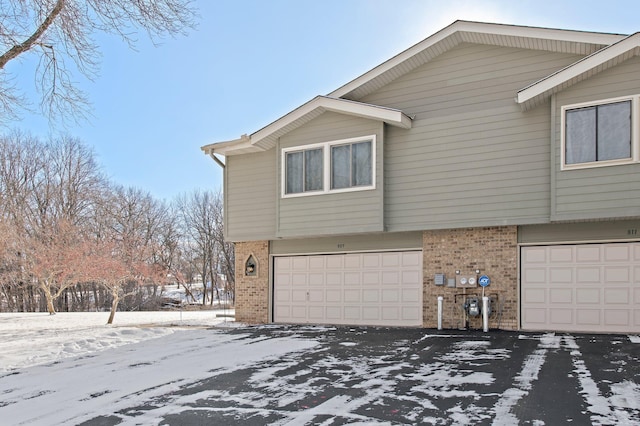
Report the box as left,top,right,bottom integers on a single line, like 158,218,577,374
482,296,489,332
437,296,443,330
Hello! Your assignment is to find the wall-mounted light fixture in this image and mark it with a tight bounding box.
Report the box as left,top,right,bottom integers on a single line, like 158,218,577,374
245,255,257,277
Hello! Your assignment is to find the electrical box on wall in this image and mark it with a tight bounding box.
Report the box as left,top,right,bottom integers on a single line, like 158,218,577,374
434,274,445,286
456,274,478,288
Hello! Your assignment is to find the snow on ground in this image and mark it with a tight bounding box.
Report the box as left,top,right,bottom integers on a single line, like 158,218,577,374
0,313,638,425
0,310,236,371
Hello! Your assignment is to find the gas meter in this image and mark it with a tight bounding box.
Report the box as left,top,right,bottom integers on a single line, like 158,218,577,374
464,296,481,317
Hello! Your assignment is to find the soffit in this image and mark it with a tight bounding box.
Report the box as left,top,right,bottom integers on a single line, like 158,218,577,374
517,33,640,110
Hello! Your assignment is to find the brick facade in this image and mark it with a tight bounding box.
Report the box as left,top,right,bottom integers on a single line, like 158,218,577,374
234,229,519,329
234,241,270,323
422,226,518,330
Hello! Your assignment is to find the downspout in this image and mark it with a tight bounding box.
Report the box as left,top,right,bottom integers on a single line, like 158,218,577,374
209,151,225,169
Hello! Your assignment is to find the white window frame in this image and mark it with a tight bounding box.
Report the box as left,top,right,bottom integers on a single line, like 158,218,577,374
561,95,639,170
281,135,376,198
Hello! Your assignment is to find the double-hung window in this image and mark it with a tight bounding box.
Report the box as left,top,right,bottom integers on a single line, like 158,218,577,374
282,135,376,197
562,96,634,169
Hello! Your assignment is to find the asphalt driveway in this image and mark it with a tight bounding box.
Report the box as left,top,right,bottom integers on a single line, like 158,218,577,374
77,326,640,426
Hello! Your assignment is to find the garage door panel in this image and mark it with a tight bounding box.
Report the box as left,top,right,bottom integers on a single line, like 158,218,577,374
604,288,629,304
402,306,422,321
577,267,601,283
274,251,422,326
344,306,360,320
550,246,574,262
523,288,546,303
291,306,307,319
362,289,379,302
292,257,308,270
604,310,630,326
309,289,324,302
326,273,342,286
402,252,421,266
362,307,380,320
344,272,360,285
576,309,600,325
604,266,630,282
523,247,547,263
382,271,399,285
523,308,546,324
576,245,600,262
550,288,572,304
363,272,379,285
344,289,360,302
550,309,573,324
309,256,325,269
291,290,307,302
523,268,546,283
382,307,399,320
344,254,361,269
309,273,324,286
521,243,640,333
326,290,341,302
576,288,600,304
605,245,630,261
402,270,421,284
382,289,399,302
549,268,572,283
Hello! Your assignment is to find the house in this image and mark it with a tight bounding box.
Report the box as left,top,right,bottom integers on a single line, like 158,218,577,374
202,21,640,334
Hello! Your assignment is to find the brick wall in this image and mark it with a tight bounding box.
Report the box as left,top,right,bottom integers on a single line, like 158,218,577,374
234,241,270,323
423,226,518,330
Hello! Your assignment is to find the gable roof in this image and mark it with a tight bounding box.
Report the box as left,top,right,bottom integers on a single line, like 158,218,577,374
329,20,624,100
517,32,640,110
202,96,412,156
203,20,627,157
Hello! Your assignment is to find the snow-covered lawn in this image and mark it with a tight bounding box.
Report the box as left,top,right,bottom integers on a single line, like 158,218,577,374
0,310,236,371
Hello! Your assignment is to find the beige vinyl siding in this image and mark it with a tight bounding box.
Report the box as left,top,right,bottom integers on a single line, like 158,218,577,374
554,56,640,221
225,150,277,241
358,43,583,231
277,112,384,238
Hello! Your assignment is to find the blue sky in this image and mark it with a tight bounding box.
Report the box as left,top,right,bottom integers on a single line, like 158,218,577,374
8,0,640,201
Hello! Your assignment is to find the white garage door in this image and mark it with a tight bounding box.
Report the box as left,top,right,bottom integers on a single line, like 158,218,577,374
521,243,640,333
273,251,422,327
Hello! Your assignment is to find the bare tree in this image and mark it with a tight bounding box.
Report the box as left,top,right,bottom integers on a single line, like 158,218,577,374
96,185,168,323
0,0,195,124
176,189,233,306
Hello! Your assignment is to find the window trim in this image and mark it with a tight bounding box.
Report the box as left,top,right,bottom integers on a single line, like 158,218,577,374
281,135,376,198
561,95,639,170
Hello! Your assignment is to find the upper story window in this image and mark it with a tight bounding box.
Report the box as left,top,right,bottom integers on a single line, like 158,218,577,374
562,96,636,169
282,135,376,197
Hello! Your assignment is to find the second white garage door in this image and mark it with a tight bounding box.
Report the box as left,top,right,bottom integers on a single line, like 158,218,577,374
521,243,640,333
273,251,422,326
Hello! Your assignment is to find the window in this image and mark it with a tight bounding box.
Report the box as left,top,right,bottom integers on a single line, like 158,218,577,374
282,135,376,197
331,141,372,189
285,148,323,194
563,97,635,168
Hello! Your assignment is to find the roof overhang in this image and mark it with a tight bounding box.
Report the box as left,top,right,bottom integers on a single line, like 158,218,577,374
330,20,626,100
517,32,640,111
201,96,412,156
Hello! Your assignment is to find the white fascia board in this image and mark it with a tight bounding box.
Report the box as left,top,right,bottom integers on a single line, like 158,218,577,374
330,20,626,99
249,96,411,145
320,96,412,129
202,97,411,156
517,32,640,104
201,135,255,156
